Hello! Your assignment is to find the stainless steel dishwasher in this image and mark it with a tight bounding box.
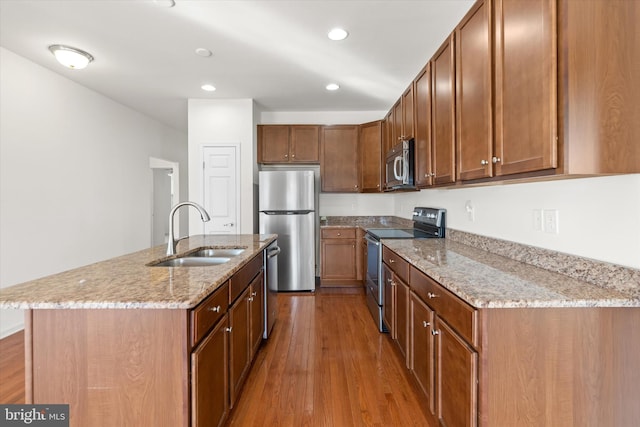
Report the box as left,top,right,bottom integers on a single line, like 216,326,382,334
264,240,280,338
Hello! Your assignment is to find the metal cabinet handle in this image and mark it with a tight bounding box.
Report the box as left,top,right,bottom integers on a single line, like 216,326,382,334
225,327,233,333
251,291,257,297
208,305,221,313
248,297,254,302
480,159,489,166
337,232,341,236
284,154,288,158
389,259,395,263
492,156,501,163
432,330,439,336
292,154,296,158
427,292,439,299
387,278,393,283
422,321,430,328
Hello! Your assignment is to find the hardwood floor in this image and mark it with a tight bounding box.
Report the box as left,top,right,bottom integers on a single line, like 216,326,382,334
0,290,432,426
227,289,432,426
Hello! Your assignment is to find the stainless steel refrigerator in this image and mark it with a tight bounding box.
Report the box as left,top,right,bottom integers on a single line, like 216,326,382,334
259,170,315,292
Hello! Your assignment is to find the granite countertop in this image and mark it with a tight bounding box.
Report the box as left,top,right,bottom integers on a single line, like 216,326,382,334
383,239,640,309
0,234,277,310
320,215,413,229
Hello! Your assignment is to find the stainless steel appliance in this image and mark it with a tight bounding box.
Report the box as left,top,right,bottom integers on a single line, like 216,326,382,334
385,139,415,190
263,240,280,338
258,170,315,292
365,207,446,332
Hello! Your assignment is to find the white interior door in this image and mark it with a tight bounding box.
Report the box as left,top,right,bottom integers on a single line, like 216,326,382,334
203,145,239,234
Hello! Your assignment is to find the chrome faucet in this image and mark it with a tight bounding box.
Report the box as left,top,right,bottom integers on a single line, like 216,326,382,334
167,201,211,256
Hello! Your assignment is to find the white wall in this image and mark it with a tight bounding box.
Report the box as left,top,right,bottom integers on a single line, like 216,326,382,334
0,47,188,338
394,175,640,269
188,99,257,234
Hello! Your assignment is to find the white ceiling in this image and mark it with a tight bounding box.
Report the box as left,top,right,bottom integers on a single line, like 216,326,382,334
0,0,474,131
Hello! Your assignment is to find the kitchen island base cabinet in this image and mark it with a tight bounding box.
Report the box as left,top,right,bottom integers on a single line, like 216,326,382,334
229,286,251,408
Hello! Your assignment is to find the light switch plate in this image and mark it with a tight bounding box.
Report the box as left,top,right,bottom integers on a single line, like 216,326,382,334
543,209,559,234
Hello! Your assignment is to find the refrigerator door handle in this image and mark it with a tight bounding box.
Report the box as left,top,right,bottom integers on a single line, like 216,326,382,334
267,246,281,258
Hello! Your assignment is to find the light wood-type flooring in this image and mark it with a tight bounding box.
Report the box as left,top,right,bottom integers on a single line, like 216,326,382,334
0,289,432,426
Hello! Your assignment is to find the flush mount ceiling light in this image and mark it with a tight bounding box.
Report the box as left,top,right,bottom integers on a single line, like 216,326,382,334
48,44,94,69
326,83,340,91
195,47,212,57
327,28,349,41
201,84,216,92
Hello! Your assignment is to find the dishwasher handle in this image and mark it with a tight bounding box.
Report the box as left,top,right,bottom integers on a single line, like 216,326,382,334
364,234,380,246
267,246,281,258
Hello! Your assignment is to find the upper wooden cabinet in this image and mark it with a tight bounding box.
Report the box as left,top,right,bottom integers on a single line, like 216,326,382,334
257,125,320,164
402,84,415,141
559,0,640,174
431,34,457,186
494,0,557,177
456,0,493,181
414,65,433,188
359,120,383,192
320,125,360,192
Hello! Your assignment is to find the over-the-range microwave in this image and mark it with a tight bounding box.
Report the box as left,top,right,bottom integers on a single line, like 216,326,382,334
385,139,415,190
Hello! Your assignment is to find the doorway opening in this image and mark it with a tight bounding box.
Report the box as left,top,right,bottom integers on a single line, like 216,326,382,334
150,157,180,247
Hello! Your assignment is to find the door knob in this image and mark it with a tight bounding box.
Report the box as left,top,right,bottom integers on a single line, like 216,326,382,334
223,222,234,227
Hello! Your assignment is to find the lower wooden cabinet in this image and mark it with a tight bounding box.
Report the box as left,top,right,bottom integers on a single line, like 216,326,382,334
410,292,435,416
383,248,410,364
382,263,395,336
435,317,478,427
191,314,229,427
250,272,265,359
320,227,362,287
229,286,251,408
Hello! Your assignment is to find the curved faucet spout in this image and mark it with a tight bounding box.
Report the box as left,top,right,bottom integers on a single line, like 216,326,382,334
167,201,211,256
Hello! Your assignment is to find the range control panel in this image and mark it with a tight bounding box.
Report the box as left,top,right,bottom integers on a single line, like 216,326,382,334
412,207,446,227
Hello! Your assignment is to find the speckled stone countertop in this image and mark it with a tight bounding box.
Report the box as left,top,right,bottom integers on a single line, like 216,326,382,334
320,215,413,229
0,234,277,310
383,238,639,309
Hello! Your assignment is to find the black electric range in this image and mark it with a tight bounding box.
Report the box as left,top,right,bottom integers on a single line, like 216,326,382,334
364,207,446,332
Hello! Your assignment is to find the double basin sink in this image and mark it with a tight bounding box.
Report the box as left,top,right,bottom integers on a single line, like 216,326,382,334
148,248,245,267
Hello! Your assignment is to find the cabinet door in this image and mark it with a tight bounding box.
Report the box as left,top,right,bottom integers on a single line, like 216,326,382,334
229,287,251,408
402,84,415,140
320,125,360,192
393,100,403,143
249,272,264,359
320,239,357,280
191,315,229,427
431,34,457,185
359,120,383,192
494,0,557,176
290,125,320,163
382,263,395,337
395,277,409,363
414,64,433,188
410,293,435,416
436,317,478,427
258,125,290,163
456,0,493,181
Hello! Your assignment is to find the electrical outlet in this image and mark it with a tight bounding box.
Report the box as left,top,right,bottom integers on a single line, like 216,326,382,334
533,209,543,231
543,209,559,234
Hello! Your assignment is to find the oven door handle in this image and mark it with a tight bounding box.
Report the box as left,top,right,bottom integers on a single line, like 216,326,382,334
365,234,380,246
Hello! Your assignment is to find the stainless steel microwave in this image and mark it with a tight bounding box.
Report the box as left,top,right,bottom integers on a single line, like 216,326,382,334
385,139,415,190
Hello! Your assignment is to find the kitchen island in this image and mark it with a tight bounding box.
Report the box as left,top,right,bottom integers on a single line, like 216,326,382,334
0,234,276,427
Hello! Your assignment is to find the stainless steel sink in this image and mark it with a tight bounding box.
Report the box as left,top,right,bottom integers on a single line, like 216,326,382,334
190,248,245,257
149,256,231,267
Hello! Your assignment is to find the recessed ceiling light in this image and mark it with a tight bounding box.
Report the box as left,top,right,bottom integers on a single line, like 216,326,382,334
201,84,216,92
328,28,349,41
48,45,94,70
326,83,340,91
195,48,212,57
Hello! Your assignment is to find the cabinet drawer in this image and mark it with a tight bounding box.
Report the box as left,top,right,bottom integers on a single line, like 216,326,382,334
382,246,409,284
191,281,229,347
229,253,263,304
321,227,356,239
410,266,477,346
